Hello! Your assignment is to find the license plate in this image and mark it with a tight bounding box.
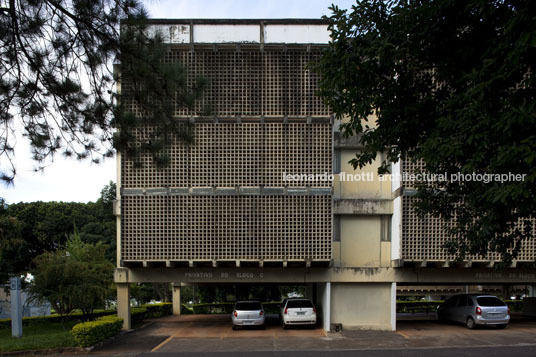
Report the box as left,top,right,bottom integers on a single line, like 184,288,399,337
243,321,254,325
297,312,306,315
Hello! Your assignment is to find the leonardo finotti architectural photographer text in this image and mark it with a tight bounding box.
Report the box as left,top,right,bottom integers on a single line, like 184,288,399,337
282,172,527,183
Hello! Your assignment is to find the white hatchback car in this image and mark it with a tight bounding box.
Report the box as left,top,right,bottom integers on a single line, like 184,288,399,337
280,298,316,329
232,301,265,330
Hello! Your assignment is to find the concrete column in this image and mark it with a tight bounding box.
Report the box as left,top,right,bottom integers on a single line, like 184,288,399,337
117,283,131,330
323,282,331,332
390,282,397,331
172,283,181,315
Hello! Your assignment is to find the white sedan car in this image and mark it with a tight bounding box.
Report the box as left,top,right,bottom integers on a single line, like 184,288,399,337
280,298,317,329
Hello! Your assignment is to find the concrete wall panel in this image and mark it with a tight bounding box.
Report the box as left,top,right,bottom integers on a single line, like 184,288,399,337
330,283,392,330
340,216,381,267
334,150,391,200
264,24,330,43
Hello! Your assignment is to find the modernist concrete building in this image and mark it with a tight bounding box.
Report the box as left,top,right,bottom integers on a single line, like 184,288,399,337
114,19,536,331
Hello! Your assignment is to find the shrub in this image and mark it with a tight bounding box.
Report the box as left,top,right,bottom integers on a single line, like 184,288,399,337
191,302,234,314
0,309,116,330
71,316,123,347
505,300,523,312
142,303,172,318
128,303,173,325
396,301,443,313
262,302,281,314
181,304,193,315
130,307,148,326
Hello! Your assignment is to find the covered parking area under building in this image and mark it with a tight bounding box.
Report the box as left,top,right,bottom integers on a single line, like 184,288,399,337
115,267,337,332
114,265,536,332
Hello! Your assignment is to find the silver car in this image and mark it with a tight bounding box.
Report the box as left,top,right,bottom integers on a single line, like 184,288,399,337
280,298,317,329
232,301,265,330
437,294,510,329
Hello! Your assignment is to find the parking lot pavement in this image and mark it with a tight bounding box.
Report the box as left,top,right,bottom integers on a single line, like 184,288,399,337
149,314,326,353
84,314,536,356
395,316,536,348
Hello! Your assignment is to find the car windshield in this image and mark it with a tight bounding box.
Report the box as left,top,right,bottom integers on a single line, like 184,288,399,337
235,302,262,311
476,297,506,307
286,300,313,308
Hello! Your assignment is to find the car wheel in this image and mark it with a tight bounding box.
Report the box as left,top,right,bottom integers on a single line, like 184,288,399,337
496,324,507,329
466,317,476,329
260,325,266,330
232,325,237,330
283,324,289,330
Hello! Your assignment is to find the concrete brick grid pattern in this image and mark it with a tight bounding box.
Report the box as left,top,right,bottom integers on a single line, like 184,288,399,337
121,122,332,188
121,195,332,262
168,49,330,117
401,160,536,262
120,47,333,263
121,48,329,118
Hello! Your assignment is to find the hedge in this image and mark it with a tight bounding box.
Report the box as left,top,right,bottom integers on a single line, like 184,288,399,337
181,304,194,315
131,307,148,326
396,301,443,313
261,302,281,314
396,299,524,313
0,309,116,330
131,303,173,325
72,315,123,347
0,303,173,330
505,300,523,312
191,302,234,314
143,302,172,318
180,301,282,315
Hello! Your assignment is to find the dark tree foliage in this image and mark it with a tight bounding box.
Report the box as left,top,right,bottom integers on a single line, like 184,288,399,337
0,198,25,283
29,232,114,321
0,181,116,282
315,0,536,264
193,284,283,303
130,283,158,305
0,0,205,183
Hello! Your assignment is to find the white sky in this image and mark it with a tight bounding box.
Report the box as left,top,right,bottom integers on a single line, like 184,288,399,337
1,0,355,204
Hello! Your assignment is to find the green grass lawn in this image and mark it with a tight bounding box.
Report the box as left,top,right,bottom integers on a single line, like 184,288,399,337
0,321,78,352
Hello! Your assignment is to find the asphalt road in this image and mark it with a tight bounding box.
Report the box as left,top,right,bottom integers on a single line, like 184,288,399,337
139,345,536,357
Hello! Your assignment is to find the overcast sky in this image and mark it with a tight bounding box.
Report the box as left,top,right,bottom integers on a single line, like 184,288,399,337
1,0,355,204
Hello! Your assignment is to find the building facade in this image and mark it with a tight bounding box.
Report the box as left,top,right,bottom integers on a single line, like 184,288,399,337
115,19,536,331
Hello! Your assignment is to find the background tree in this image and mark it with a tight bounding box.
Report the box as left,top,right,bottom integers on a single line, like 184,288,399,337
130,283,157,306
1,0,206,183
29,231,114,321
0,198,25,283
315,0,536,264
0,181,116,283
79,181,117,261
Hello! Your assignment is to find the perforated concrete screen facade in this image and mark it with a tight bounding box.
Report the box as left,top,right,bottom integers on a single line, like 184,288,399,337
400,160,536,262
121,122,332,188
167,50,330,117
121,195,331,262
119,20,333,265
121,49,329,117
